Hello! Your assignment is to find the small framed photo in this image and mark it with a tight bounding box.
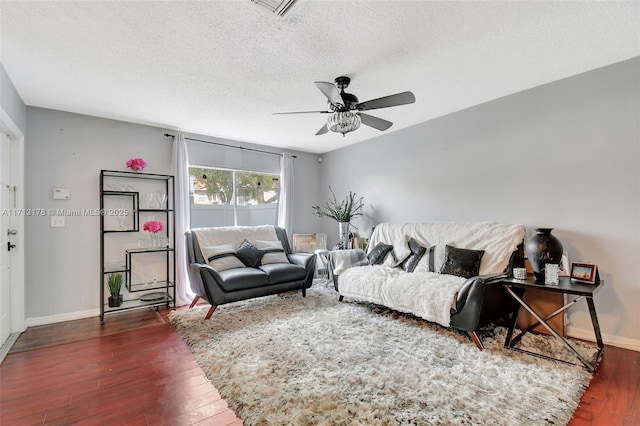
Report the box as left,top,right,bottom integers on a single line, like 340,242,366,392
570,262,598,284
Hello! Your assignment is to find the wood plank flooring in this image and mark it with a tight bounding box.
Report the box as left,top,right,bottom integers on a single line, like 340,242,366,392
1,308,241,425
1,307,638,425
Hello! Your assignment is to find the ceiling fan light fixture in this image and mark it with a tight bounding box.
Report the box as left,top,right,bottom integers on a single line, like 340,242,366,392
327,111,361,136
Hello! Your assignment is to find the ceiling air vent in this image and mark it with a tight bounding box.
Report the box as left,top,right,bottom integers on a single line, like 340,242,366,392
250,0,298,17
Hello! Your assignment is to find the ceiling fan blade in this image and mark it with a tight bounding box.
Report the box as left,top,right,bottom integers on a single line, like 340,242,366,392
356,91,415,111
273,110,331,115
315,81,344,107
359,113,393,131
315,124,329,135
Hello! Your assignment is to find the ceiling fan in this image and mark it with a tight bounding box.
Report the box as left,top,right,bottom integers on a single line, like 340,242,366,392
274,76,416,136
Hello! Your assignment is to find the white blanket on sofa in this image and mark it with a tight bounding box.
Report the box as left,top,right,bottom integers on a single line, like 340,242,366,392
192,225,279,253
369,221,524,275
339,265,466,327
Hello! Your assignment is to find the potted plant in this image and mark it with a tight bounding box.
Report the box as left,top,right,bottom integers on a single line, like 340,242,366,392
107,272,123,307
312,187,364,249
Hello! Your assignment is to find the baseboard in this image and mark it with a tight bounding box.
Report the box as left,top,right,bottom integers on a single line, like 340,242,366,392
26,308,100,327
567,325,640,352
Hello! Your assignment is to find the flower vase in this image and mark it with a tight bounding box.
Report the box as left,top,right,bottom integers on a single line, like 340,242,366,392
526,228,564,283
338,222,350,249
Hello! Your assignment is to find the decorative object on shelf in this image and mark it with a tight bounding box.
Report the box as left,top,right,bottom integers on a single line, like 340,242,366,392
107,272,123,307
512,267,527,280
143,220,164,234
545,264,559,285
312,187,364,249
126,158,147,172
570,262,599,284
143,220,164,247
525,228,563,283
140,292,170,302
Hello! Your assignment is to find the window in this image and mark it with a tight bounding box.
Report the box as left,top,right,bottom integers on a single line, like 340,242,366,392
189,166,280,228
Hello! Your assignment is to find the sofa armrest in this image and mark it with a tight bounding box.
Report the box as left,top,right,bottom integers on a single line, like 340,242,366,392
451,273,508,315
287,252,315,269
190,262,223,281
330,249,369,275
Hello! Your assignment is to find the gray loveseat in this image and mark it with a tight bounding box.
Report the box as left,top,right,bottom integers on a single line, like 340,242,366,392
186,225,316,319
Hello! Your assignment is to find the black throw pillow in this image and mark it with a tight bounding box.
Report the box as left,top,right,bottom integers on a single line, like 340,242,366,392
439,245,485,278
236,239,265,268
401,238,428,273
367,243,393,265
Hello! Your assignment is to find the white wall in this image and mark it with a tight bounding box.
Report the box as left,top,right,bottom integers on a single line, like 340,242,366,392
319,58,640,350
24,108,322,321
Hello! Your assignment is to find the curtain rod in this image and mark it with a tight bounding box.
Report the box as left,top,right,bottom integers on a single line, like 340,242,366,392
164,133,296,158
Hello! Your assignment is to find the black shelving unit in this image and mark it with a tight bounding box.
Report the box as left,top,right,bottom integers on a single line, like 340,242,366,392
100,170,176,323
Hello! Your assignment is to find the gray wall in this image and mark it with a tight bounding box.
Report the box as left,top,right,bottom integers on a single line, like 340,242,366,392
25,108,321,319
0,62,26,133
319,58,640,349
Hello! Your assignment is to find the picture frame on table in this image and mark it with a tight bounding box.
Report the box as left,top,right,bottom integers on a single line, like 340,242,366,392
570,262,599,284
292,233,327,253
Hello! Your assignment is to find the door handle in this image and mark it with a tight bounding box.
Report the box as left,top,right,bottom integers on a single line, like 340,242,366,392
7,242,16,251
7,229,17,236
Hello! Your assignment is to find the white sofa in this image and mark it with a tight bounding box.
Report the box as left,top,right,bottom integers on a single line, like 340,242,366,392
334,222,526,349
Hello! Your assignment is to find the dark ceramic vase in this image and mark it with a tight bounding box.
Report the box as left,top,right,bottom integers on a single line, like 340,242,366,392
526,228,563,283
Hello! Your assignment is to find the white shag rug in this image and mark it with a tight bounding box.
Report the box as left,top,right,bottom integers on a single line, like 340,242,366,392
169,284,595,426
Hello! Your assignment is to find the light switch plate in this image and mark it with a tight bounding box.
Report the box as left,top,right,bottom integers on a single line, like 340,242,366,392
51,216,65,227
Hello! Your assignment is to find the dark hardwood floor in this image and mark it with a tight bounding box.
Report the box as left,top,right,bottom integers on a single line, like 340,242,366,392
1,307,638,425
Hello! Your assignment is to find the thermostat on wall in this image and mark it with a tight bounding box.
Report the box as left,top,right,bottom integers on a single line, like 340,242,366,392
53,188,70,199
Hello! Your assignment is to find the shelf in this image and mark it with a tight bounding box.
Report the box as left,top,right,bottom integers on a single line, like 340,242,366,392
104,263,128,274
102,170,174,180
100,169,175,323
127,280,174,293
103,190,138,196
126,247,174,254
103,294,174,313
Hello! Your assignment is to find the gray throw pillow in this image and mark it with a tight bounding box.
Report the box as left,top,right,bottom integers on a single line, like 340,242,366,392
439,245,485,278
401,238,429,273
367,243,393,265
235,239,265,268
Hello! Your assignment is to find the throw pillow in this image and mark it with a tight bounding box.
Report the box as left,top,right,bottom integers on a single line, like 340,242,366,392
367,242,393,265
383,235,412,268
401,238,429,273
439,245,485,278
235,239,265,268
254,240,290,264
201,243,246,271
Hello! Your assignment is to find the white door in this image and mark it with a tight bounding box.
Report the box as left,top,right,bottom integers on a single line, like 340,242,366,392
0,130,13,346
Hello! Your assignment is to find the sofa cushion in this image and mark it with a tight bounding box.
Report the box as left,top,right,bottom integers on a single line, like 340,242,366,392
259,263,307,284
201,243,245,271
254,240,290,264
218,267,269,291
235,239,265,268
367,243,393,265
401,238,430,273
439,245,485,278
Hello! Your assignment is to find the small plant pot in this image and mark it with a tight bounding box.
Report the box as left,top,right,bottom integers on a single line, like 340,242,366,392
108,295,123,307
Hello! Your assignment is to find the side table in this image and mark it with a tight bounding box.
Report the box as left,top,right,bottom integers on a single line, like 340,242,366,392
501,275,604,372
314,249,332,282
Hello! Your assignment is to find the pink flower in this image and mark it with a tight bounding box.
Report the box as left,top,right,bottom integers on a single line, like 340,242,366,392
126,158,147,171
143,220,164,234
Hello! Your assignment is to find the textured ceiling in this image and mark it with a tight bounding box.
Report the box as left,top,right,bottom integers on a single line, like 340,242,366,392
1,1,638,154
